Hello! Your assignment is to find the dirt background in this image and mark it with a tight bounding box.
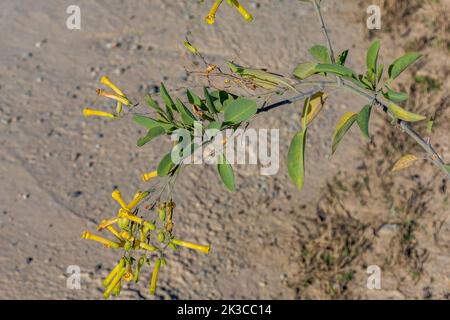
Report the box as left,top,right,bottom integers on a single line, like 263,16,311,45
0,0,448,299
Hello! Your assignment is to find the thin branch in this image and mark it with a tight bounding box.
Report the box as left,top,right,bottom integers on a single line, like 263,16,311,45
311,0,342,86
253,79,450,180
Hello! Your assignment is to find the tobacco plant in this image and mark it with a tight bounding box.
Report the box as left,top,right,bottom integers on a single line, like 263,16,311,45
81,0,450,298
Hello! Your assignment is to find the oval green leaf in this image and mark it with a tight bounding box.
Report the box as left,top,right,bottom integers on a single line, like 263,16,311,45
137,127,165,147
388,53,422,80
288,128,307,190
356,105,372,140
223,98,257,124
308,45,331,64
217,153,236,192
157,152,176,177
332,112,358,154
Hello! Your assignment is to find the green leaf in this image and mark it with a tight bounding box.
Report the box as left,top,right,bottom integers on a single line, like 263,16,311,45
387,103,426,122
288,129,307,190
388,53,422,80
203,87,218,114
187,89,209,111
357,105,372,139
366,39,380,74
308,45,331,64
382,88,409,103
157,152,176,177
137,127,165,147
223,98,257,124
337,49,349,66
145,94,164,114
314,64,357,78
160,83,177,115
377,64,384,82
293,62,318,80
175,98,197,126
332,112,358,154
217,153,236,192
133,115,173,132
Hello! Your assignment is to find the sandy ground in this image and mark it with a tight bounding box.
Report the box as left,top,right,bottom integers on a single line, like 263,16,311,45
0,0,448,299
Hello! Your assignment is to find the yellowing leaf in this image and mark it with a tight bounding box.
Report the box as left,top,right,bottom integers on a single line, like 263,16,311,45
392,154,419,172
302,92,327,126
331,112,358,154
388,103,426,122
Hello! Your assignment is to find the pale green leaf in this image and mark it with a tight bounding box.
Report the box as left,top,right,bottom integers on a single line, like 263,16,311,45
288,128,307,190
332,112,358,154
388,53,422,80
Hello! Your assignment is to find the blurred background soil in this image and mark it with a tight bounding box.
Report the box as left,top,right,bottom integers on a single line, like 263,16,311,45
0,0,448,299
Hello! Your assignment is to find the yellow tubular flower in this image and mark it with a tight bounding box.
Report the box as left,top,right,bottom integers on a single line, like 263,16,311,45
126,191,150,210
112,190,128,210
142,170,158,182
106,225,123,240
171,239,211,254
123,263,133,282
150,258,162,295
81,231,122,248
96,89,131,106
113,282,121,296
83,108,115,119
205,0,223,24
102,258,125,287
118,209,142,225
100,76,126,97
104,267,126,299
228,0,253,22
97,218,118,231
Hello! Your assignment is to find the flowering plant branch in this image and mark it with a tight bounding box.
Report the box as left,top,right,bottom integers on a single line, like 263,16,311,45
80,0,450,298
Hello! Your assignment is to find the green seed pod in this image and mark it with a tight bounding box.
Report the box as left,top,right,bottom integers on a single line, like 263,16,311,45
157,231,165,243
124,241,133,251
133,256,146,283
168,242,177,251
158,207,166,222
117,217,129,230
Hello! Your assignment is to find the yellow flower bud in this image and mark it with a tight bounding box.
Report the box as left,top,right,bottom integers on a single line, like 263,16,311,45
140,242,157,252
171,239,210,254
97,218,118,231
150,258,162,295
115,101,123,114
142,170,158,182
100,76,126,97
157,231,165,243
96,89,131,106
83,108,115,119
112,189,128,209
104,267,126,299
228,0,253,22
205,0,223,24
105,225,123,241
81,231,122,249
126,191,149,210
113,281,121,296
102,258,125,287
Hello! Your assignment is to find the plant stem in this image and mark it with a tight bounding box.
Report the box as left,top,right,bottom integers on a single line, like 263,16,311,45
255,79,450,180
311,0,342,86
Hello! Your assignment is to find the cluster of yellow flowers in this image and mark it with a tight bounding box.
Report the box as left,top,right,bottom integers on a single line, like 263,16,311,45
205,0,253,25
81,77,211,298
83,76,133,119
82,188,210,298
